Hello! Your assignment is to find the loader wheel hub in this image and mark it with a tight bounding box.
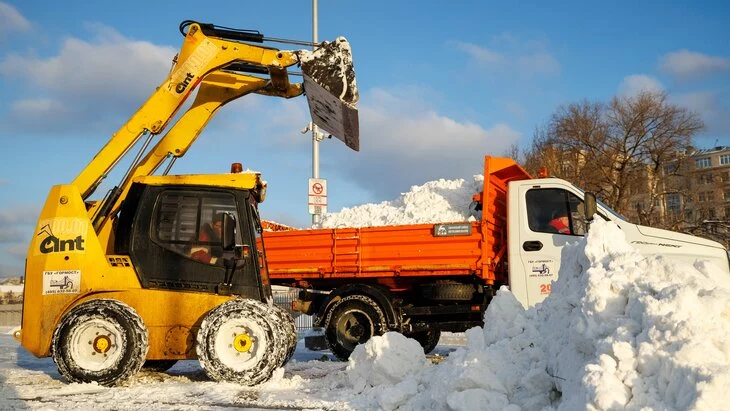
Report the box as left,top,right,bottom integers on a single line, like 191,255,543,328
93,335,112,354
233,333,253,353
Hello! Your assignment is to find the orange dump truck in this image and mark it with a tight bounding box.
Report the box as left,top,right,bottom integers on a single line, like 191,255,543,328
263,156,529,359
262,155,730,360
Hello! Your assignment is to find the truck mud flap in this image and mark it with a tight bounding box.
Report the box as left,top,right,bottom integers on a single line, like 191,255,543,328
300,38,360,151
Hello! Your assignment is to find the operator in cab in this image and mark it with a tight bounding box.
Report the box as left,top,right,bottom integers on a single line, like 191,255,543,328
191,213,226,264
549,209,571,235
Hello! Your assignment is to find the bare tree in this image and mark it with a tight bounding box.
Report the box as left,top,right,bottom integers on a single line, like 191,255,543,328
609,92,703,222
524,91,704,224
502,143,523,165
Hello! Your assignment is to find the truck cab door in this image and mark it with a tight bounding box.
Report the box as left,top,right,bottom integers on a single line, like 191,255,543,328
508,181,586,307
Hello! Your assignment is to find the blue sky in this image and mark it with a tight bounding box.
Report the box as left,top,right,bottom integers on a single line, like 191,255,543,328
1,1,729,277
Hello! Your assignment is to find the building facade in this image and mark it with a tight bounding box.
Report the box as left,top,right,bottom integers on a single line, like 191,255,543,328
626,145,730,248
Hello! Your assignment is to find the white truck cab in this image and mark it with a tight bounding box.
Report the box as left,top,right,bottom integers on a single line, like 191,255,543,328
507,178,730,308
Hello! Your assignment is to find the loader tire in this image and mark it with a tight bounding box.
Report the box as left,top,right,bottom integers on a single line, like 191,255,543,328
196,299,287,385
270,303,298,365
409,329,441,354
324,295,388,361
52,299,149,386
421,282,475,301
142,360,178,372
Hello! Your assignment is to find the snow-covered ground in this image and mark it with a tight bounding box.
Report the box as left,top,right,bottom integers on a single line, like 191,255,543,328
3,177,730,410
0,328,465,410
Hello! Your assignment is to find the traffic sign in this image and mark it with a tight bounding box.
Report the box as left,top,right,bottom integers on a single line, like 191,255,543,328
309,178,327,196
308,178,327,215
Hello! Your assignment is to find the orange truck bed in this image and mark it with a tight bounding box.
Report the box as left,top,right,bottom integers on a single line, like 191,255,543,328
263,156,531,291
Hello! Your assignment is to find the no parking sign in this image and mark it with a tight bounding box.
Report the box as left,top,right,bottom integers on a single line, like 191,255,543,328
308,178,327,214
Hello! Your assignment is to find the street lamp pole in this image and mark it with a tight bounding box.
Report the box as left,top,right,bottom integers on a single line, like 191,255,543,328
311,0,321,226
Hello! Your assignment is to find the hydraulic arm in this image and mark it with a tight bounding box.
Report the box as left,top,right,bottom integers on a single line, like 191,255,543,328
95,70,303,232
71,21,358,232
74,20,358,203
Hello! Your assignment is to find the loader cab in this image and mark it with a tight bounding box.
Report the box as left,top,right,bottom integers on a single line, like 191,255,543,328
115,180,269,300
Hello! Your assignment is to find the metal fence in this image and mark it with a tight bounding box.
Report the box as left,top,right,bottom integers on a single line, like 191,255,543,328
0,304,22,327
272,288,314,332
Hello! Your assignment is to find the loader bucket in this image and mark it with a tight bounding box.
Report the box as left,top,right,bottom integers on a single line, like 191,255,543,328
300,37,360,151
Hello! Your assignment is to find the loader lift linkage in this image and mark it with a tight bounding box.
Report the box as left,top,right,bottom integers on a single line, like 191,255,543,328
86,20,358,236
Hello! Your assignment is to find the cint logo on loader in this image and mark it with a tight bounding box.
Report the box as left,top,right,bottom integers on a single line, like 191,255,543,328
35,218,87,255
175,72,195,93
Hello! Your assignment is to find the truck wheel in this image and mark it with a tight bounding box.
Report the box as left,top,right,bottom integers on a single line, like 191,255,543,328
421,282,475,301
409,329,441,354
51,299,149,386
324,295,387,361
142,360,178,372
270,303,298,364
196,299,287,385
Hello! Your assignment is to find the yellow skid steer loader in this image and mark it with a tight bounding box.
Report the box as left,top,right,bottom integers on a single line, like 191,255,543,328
16,20,359,387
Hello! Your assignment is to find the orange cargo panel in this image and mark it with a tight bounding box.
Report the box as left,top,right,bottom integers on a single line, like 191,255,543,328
264,222,482,276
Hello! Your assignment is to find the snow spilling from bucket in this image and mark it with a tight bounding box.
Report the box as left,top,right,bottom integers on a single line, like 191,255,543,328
340,218,730,410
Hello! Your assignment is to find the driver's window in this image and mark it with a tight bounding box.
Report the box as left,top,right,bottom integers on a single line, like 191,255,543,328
153,191,238,265
526,188,585,236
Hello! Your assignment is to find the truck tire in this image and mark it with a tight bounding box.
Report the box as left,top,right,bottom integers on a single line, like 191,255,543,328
324,295,388,361
51,299,149,386
270,302,298,364
142,360,178,372
421,282,475,301
409,329,441,354
196,299,287,385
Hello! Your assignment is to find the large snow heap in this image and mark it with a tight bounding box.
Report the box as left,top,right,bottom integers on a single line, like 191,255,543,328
317,176,484,228
342,219,730,410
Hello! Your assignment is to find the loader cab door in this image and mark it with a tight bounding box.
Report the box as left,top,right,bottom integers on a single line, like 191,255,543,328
122,185,264,299
508,181,588,308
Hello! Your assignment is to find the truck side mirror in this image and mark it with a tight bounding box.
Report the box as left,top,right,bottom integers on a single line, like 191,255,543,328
221,213,236,251
584,192,597,230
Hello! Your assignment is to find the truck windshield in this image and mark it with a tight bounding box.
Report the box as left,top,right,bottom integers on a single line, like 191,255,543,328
595,198,628,222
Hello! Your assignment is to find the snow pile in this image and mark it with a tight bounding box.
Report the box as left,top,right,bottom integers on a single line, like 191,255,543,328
347,332,430,390
539,219,730,410
318,176,483,228
346,333,431,410
344,219,730,410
